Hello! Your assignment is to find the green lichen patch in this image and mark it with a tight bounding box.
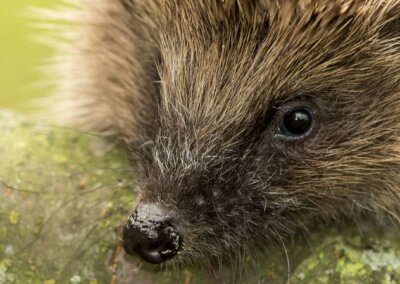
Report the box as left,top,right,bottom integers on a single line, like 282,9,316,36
290,226,400,284
0,111,133,283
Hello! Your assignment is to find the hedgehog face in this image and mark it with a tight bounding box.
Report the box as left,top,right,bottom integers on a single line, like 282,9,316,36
53,0,400,265
120,1,400,265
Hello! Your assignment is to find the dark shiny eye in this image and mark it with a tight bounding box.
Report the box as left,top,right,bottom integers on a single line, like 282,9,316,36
280,108,313,137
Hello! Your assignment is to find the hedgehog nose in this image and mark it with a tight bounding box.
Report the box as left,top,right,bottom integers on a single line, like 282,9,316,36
122,204,181,264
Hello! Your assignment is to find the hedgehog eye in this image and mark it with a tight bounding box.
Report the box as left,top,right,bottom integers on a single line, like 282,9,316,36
279,108,313,138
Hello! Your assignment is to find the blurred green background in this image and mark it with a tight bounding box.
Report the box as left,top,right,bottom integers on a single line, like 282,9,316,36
0,0,59,112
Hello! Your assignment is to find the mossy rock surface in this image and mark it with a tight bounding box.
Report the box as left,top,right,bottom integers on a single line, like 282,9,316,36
0,110,399,284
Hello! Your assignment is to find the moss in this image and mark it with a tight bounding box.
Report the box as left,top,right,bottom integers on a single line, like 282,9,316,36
0,111,133,283
1,110,400,283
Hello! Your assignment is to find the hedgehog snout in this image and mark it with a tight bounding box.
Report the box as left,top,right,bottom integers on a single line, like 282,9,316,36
122,203,181,264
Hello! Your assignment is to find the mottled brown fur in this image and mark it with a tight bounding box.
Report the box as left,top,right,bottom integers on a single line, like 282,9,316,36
41,0,400,265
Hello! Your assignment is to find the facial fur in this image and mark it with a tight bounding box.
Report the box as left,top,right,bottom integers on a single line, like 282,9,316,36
45,0,400,265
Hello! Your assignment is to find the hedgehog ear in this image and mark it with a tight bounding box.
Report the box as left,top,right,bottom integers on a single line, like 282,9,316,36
380,6,400,39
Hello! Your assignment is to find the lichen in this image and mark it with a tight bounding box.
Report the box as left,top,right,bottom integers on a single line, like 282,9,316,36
0,259,14,284
360,250,400,271
8,211,19,225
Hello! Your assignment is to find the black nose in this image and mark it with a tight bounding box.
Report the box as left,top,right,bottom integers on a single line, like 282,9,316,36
122,204,181,264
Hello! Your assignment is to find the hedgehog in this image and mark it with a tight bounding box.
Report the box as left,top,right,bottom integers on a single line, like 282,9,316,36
43,0,400,266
